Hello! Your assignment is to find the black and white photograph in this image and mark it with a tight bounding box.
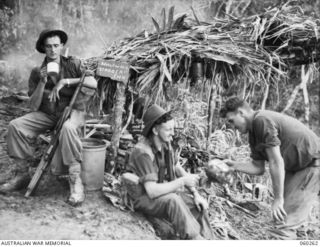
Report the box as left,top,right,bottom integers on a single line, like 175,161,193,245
0,0,319,244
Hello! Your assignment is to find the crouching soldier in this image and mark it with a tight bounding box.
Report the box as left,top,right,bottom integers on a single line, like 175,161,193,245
0,29,97,206
220,97,320,239
125,104,213,240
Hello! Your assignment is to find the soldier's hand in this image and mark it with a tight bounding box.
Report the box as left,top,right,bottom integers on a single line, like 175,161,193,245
272,198,287,222
40,66,47,84
48,79,65,102
193,193,208,211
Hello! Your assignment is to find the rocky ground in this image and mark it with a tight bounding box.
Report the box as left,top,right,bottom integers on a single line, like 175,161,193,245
0,92,319,240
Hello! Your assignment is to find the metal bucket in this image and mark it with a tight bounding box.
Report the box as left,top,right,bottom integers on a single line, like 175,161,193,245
81,138,107,191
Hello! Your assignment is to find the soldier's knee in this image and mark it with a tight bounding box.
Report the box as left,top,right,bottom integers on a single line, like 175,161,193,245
8,118,21,131
163,193,181,206
61,120,77,133
9,118,18,127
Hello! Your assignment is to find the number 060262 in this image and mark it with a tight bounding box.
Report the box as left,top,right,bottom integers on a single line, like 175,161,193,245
300,241,318,246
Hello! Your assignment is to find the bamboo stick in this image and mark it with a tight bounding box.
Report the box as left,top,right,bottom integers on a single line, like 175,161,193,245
227,200,258,218
209,195,258,218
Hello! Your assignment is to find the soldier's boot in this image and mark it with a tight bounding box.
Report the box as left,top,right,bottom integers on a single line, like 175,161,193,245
0,170,16,185
67,163,85,206
0,158,22,185
0,160,30,193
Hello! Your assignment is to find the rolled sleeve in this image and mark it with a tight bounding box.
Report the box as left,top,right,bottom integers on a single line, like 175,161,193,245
253,116,281,152
250,152,264,161
68,56,83,78
133,153,158,184
81,70,96,96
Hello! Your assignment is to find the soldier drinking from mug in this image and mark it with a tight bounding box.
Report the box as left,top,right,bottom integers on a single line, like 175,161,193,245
0,29,97,206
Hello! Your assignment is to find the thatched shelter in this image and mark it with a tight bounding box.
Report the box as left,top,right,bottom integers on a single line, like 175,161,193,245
83,2,320,171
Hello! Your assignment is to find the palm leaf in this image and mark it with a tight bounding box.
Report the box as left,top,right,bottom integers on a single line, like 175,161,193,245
156,53,172,82
151,17,160,34
161,8,166,31
167,6,175,31
172,14,187,30
191,6,200,25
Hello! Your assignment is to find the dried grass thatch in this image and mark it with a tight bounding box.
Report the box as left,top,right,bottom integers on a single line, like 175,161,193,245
84,1,319,112
255,2,320,65
82,1,320,160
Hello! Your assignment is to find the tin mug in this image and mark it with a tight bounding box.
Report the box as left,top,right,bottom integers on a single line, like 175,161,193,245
47,62,59,78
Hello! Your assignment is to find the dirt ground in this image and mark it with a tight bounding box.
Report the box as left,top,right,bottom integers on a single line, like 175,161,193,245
0,178,318,240
0,94,319,240
0,95,156,240
0,187,157,240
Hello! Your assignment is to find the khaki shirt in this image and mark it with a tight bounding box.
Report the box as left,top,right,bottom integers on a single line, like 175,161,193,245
126,137,175,199
28,56,95,117
249,110,320,171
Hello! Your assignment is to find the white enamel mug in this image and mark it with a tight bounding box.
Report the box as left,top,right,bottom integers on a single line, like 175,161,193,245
47,62,59,77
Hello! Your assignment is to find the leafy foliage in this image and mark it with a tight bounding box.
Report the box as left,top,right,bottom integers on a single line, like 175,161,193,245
0,7,18,58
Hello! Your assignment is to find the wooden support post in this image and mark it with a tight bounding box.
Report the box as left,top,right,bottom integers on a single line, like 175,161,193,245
121,91,133,135
282,82,301,113
319,71,320,127
95,59,130,174
301,66,310,125
260,83,269,110
206,80,216,150
108,81,126,174
261,68,271,110
241,79,247,100
282,65,310,114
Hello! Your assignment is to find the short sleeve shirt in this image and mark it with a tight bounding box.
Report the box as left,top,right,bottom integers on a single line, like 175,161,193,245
126,137,175,197
249,110,320,171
